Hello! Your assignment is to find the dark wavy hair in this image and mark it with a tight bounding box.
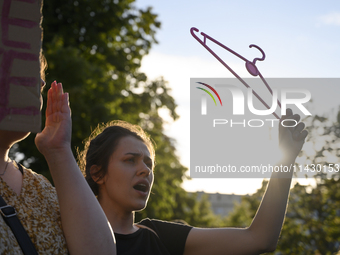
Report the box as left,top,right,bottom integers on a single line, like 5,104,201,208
78,120,155,196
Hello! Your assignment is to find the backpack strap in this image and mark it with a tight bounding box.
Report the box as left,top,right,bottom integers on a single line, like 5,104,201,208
136,224,159,238
16,162,24,175
0,195,38,255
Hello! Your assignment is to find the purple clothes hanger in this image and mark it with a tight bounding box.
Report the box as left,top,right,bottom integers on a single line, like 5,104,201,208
191,27,281,119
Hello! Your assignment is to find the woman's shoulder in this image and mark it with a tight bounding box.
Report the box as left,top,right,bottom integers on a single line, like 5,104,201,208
137,218,193,255
20,164,52,186
138,218,192,239
139,218,191,228
18,163,57,199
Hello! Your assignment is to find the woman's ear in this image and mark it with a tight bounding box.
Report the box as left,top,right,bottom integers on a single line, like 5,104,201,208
90,165,105,185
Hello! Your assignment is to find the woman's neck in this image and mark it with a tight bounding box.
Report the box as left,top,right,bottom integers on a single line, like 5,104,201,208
0,149,23,195
99,199,137,235
0,131,29,194
0,146,10,170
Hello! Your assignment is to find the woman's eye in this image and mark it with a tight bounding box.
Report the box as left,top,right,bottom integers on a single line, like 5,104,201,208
127,158,135,163
145,162,153,169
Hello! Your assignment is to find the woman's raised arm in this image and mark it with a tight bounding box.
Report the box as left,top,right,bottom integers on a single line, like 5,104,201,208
184,109,307,255
35,81,116,255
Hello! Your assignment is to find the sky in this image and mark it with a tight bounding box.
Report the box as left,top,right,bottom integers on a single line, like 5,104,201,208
134,0,340,195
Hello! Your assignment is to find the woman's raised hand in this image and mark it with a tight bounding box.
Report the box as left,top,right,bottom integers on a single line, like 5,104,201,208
279,108,308,161
35,81,71,156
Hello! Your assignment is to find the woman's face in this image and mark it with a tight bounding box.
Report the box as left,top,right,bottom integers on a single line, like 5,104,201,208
97,135,154,213
0,130,30,148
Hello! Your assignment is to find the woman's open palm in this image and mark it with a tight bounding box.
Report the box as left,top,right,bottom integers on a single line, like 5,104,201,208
35,81,71,155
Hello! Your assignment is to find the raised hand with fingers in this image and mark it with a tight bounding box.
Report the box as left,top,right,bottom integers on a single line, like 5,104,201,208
35,81,71,156
279,108,308,161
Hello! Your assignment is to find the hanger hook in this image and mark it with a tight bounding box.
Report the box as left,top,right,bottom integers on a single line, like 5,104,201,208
249,44,265,64
190,27,201,42
245,44,266,76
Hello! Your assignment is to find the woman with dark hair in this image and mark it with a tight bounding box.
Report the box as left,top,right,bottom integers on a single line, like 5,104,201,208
79,109,307,255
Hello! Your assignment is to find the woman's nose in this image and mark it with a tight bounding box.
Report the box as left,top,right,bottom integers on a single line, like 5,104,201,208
138,162,151,176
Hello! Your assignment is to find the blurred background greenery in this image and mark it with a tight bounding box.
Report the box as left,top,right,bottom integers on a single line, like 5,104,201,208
10,1,340,254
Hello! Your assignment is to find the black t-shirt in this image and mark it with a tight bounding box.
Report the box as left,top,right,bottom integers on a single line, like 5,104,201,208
114,218,193,255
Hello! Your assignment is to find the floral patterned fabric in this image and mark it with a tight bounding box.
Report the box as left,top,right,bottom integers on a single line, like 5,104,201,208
0,163,68,254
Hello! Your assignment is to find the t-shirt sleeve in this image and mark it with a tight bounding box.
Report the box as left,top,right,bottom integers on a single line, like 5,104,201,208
139,218,193,255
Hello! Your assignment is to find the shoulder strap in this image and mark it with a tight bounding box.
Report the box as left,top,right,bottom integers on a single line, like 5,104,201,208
17,162,24,175
136,224,159,238
0,195,38,255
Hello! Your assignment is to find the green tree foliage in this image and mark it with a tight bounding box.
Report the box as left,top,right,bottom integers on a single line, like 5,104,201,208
277,179,340,254
13,0,219,226
224,113,340,254
224,180,267,228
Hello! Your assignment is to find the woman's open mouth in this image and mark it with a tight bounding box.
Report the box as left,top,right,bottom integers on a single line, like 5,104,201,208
133,183,148,192
133,180,150,196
